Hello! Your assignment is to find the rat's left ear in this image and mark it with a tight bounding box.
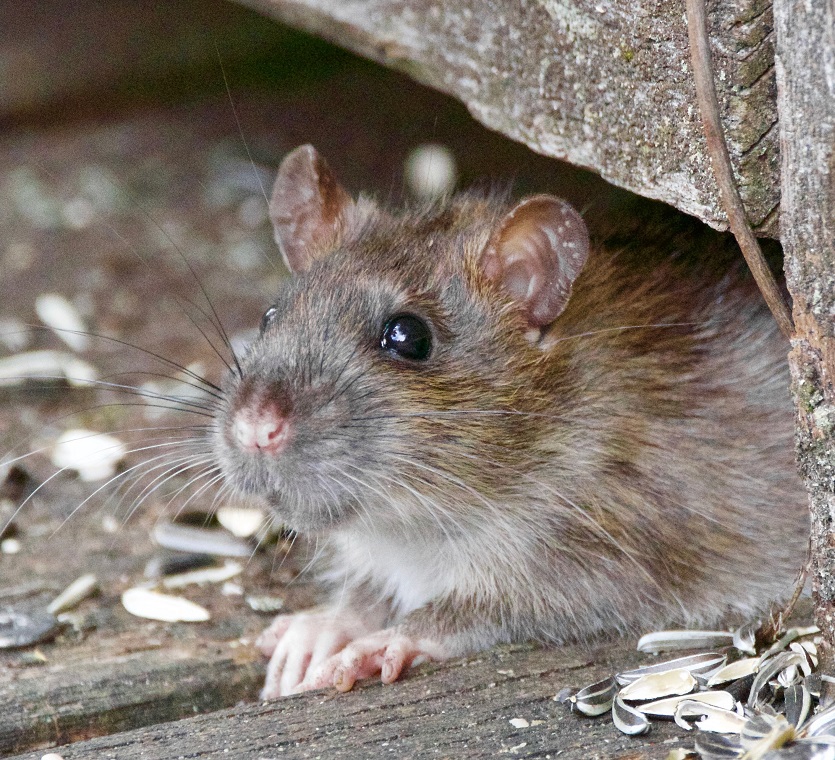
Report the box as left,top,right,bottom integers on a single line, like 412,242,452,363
479,195,590,330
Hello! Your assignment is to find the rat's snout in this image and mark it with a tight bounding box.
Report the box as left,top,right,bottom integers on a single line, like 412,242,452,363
228,382,293,457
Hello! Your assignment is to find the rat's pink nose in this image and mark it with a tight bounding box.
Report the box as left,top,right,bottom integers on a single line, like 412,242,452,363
232,405,291,455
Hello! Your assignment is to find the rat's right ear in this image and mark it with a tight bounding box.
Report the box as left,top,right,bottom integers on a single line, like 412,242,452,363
479,195,590,331
270,145,356,274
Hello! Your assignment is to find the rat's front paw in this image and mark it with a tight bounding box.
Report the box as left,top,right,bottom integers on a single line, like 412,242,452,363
295,627,448,694
258,608,376,699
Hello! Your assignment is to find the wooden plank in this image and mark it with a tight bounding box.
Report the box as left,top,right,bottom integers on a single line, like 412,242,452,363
775,0,835,666
237,0,781,236
5,643,689,760
0,643,264,755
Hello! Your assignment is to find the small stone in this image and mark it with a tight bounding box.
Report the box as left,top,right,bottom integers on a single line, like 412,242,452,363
0,608,60,649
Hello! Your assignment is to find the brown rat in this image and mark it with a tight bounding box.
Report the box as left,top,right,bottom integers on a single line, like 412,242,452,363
214,144,807,698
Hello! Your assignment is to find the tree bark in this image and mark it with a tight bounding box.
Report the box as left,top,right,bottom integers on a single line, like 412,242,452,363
775,0,835,671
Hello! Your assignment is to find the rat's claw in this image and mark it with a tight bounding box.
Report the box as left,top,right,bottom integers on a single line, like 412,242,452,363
381,635,426,683
295,629,443,693
258,608,376,698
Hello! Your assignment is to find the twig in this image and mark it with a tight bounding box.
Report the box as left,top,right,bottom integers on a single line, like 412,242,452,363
684,0,794,340
758,545,811,645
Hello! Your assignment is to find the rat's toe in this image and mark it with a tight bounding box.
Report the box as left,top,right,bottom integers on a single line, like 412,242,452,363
256,614,294,656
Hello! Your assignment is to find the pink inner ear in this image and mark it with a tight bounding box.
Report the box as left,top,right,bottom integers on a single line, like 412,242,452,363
480,196,590,329
503,260,539,302
269,145,354,274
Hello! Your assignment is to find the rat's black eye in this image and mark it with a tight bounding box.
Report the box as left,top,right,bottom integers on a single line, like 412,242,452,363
260,305,278,333
380,314,432,361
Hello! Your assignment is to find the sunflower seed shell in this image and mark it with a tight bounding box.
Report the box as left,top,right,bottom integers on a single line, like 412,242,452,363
748,651,806,708
47,573,98,614
152,521,253,557
763,626,821,659
693,732,744,760
51,429,126,482
664,750,695,760
216,506,265,539
803,673,822,699
35,293,89,352
769,742,835,760
121,587,210,623
800,700,835,738
0,608,60,648
619,668,697,702
161,561,242,589
707,657,760,687
637,630,734,654
638,690,735,717
790,641,818,673
612,694,651,735
617,652,726,685
785,683,813,728
0,350,97,388
732,622,758,656
739,712,794,750
569,675,617,716
673,700,746,734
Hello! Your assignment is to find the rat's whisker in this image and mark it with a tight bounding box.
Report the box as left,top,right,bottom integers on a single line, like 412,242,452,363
47,444,212,537
0,423,210,470
13,322,225,394
97,442,216,517
122,454,219,524
164,467,226,516
0,375,218,416
99,371,224,403
41,163,241,377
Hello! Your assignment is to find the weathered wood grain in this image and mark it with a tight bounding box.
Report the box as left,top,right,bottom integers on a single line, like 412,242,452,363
5,643,690,760
237,0,780,237
0,641,264,756
777,0,835,670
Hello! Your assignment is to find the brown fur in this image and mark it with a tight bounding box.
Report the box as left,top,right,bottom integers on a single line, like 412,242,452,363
217,171,807,663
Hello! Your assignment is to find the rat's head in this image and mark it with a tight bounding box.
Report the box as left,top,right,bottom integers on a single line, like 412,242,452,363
214,145,589,534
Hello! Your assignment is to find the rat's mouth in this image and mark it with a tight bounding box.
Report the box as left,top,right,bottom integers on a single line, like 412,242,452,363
257,475,358,534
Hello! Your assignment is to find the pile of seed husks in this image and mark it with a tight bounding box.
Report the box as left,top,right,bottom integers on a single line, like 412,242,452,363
559,625,835,759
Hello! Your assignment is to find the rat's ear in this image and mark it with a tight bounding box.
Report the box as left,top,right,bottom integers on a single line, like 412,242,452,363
270,145,356,273
479,195,590,330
